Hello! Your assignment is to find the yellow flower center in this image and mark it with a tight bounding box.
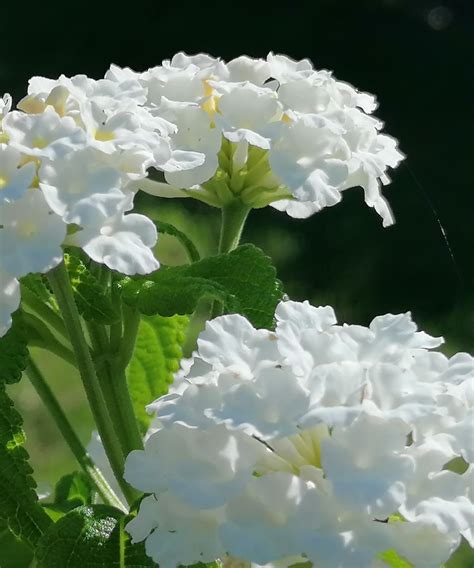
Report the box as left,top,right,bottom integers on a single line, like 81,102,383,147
32,137,48,149
17,221,38,238
0,175,9,189
94,129,116,142
201,80,219,117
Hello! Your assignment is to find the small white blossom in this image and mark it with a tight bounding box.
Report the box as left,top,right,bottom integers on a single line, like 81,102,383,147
212,82,282,150
154,98,220,188
0,145,36,205
3,107,86,160
0,189,66,278
67,194,158,275
0,94,12,118
39,147,126,225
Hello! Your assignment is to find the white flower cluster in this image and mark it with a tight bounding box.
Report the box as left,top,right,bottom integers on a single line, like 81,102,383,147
0,70,196,335
108,53,404,220
0,53,403,337
125,300,474,568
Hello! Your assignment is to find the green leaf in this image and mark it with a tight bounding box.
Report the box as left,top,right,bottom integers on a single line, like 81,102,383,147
42,472,97,522
127,314,188,433
0,383,52,547
154,220,201,263
0,312,29,384
119,272,237,318
65,252,119,325
35,504,156,567
54,471,95,508
118,244,284,330
20,273,57,309
0,519,34,568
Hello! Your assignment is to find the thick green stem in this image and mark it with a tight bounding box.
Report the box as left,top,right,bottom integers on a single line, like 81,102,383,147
218,201,251,254
183,201,251,355
25,358,126,512
119,306,141,370
88,319,144,455
48,261,138,506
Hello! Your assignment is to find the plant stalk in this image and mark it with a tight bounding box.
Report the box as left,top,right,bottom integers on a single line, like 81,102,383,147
25,358,127,512
48,261,138,506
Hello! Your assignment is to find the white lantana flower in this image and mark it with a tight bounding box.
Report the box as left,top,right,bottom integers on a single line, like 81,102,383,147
153,99,220,188
124,299,474,568
67,194,158,275
0,94,12,119
0,145,36,205
212,82,282,149
39,147,126,225
3,107,86,160
109,52,404,224
0,189,67,278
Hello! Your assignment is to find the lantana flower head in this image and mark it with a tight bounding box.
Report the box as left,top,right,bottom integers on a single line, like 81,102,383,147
0,72,175,335
0,52,404,337
113,52,404,223
125,300,474,568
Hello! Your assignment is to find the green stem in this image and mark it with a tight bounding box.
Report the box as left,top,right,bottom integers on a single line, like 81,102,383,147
48,261,138,506
21,285,68,339
119,306,141,370
88,319,144,455
183,200,251,356
22,312,77,366
25,358,126,512
218,201,251,254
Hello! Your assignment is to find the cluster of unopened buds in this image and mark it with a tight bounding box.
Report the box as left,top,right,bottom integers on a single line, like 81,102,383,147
124,301,474,568
0,52,403,336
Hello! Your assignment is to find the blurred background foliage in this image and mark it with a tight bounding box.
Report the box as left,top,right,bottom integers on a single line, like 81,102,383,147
1,0,473,565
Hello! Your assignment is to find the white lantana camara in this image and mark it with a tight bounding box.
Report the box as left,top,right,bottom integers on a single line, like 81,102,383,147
0,53,402,337
105,52,404,223
125,300,474,568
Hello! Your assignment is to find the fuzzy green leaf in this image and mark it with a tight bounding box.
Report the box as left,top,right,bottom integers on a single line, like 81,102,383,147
0,519,34,568
127,314,188,433
35,505,155,567
20,273,56,309
0,312,29,384
65,253,119,325
119,272,236,318
118,244,283,329
55,471,95,508
0,383,52,547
